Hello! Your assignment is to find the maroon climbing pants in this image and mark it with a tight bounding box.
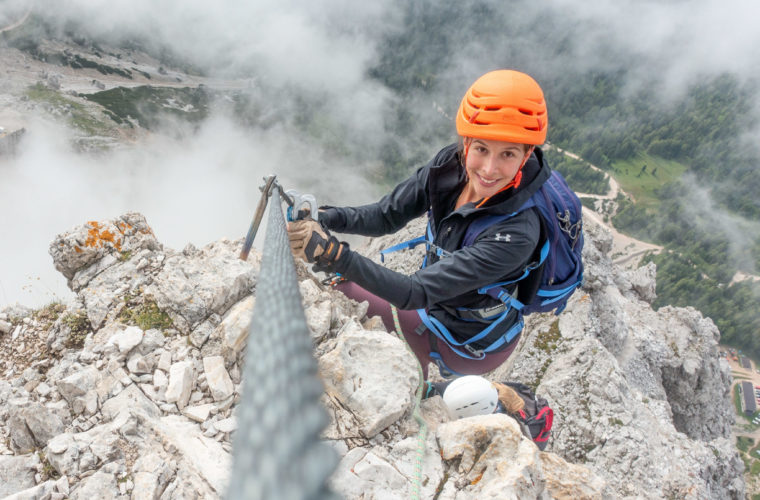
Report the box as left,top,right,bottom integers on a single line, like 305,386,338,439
334,282,519,379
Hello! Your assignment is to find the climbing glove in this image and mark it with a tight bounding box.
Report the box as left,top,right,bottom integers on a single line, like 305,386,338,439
288,219,343,266
493,382,526,414
292,206,345,232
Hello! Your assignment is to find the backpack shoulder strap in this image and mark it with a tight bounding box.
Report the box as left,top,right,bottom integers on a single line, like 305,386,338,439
462,197,537,248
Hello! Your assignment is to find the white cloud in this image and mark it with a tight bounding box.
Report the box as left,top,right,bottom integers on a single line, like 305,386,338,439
0,112,378,306
3,0,760,306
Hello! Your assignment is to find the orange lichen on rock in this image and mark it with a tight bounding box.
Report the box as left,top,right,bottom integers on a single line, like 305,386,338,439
116,221,134,234
469,471,484,485
74,246,82,253
84,221,123,251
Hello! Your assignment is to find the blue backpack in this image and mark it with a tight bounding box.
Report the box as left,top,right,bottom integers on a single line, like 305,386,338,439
381,170,584,362
466,170,584,316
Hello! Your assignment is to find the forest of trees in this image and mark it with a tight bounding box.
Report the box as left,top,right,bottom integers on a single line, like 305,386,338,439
548,73,760,356
542,149,608,195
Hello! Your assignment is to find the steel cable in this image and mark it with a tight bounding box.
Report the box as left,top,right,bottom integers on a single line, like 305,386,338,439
227,198,338,500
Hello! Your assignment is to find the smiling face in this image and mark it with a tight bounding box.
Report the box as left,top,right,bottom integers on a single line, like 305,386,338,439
463,138,532,201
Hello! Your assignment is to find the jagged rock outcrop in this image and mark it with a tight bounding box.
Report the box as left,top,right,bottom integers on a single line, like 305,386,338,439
487,217,741,498
0,211,744,499
358,214,742,499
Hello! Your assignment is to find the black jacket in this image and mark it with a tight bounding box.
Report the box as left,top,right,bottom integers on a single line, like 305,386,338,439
322,143,551,349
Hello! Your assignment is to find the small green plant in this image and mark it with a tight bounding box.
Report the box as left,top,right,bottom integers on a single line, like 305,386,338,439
609,417,624,427
118,298,173,331
33,302,65,327
37,450,60,480
119,250,133,262
535,320,562,354
530,358,553,391
62,311,90,348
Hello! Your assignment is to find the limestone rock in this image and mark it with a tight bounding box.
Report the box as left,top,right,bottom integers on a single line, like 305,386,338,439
11,402,65,449
330,447,409,500
56,366,102,415
0,209,741,500
165,361,194,410
183,403,215,423
132,451,173,500
0,455,37,498
144,239,257,334
389,435,445,499
8,404,37,453
319,321,417,438
203,356,234,402
2,480,58,500
215,416,237,434
49,213,161,288
100,383,160,422
540,452,609,499
137,328,166,354
305,300,332,342
126,353,152,374
212,295,255,362
149,415,231,495
45,433,81,477
436,414,579,499
189,313,220,348
109,325,144,354
70,470,118,499
490,216,742,498
153,369,168,390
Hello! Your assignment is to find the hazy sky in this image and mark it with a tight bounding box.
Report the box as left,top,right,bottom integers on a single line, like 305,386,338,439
2,0,759,307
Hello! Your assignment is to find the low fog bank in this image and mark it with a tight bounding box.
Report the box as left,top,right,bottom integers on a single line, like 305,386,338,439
4,0,760,307
0,112,380,307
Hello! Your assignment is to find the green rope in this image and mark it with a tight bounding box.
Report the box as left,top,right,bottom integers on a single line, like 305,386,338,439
391,305,427,500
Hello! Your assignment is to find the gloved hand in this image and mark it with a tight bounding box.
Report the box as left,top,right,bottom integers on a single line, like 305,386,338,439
288,219,343,265
493,382,525,414
292,206,344,232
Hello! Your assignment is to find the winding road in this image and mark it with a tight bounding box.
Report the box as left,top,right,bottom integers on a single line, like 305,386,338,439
546,144,663,267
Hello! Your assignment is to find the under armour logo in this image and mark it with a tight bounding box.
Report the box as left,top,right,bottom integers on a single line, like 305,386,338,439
494,233,511,242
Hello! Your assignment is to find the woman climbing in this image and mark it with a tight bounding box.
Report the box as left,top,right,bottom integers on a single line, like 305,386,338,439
287,69,557,379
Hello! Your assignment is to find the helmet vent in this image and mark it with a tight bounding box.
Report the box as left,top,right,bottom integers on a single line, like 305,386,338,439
518,108,534,116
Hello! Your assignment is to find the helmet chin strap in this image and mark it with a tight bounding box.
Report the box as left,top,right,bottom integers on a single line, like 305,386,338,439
462,137,472,173
501,145,534,191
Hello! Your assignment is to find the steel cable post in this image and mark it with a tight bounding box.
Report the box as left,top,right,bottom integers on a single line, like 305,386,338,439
228,197,338,500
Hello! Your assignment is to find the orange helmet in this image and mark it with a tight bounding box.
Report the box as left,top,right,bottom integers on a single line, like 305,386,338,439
456,70,548,145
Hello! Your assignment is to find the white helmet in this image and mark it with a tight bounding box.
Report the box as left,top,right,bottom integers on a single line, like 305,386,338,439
442,376,498,419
